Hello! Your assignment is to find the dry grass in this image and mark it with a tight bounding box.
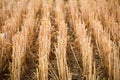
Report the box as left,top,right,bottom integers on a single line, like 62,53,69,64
0,0,119,80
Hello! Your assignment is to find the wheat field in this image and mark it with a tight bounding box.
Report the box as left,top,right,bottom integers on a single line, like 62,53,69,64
0,0,120,80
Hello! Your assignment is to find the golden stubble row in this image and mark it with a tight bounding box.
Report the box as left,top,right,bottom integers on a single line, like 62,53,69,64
38,0,51,80
55,0,71,80
68,0,96,79
12,0,41,80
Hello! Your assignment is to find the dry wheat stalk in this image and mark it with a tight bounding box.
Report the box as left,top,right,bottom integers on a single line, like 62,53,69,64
0,0,13,32
2,0,28,37
0,32,10,74
21,0,41,47
20,0,41,79
96,0,119,43
68,0,95,79
12,32,26,80
79,0,120,79
11,0,41,80
89,19,119,80
38,15,51,80
113,44,120,80
0,33,5,72
78,0,91,24
38,0,51,80
0,33,4,48
75,20,93,80
68,0,79,24
55,0,71,80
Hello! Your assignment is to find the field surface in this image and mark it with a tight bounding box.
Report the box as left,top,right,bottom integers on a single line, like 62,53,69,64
0,0,120,80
